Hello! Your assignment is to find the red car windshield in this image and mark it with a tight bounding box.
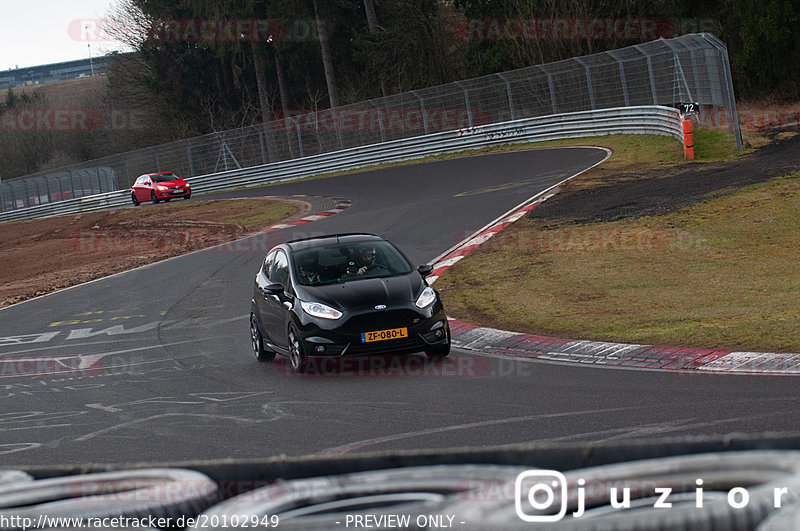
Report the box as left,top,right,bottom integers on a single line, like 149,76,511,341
150,174,182,183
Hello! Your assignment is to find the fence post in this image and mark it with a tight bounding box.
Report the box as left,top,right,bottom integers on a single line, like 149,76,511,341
495,73,516,121
663,36,707,125
701,33,743,151
68,170,77,199
606,50,630,107
410,91,429,135
24,178,31,207
180,140,195,177
248,127,266,165
687,46,707,126
455,81,473,128
661,40,697,116
633,44,659,105
148,147,161,172
369,101,386,142
537,66,558,114
291,117,305,158
573,57,595,110
335,109,345,150
44,176,53,204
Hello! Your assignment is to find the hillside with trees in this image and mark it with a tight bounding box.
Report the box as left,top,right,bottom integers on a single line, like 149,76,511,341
1,0,796,180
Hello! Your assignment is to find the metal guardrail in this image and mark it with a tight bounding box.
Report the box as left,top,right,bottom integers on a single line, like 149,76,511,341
0,106,682,223
1,34,739,215
0,167,119,212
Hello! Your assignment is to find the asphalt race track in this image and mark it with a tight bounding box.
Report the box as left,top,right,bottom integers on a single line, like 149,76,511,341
1,148,797,466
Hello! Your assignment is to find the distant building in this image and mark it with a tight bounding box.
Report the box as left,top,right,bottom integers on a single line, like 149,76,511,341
0,55,117,90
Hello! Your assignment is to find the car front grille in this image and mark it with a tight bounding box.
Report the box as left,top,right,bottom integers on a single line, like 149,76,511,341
339,310,421,334
345,336,424,355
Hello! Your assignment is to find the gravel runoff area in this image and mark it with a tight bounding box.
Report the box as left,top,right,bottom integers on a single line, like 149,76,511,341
527,133,800,226
0,197,310,307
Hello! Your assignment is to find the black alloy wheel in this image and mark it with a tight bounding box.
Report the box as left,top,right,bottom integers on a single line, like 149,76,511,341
288,324,308,373
250,314,275,362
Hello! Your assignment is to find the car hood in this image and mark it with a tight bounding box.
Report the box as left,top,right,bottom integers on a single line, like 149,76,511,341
153,180,188,187
298,274,424,311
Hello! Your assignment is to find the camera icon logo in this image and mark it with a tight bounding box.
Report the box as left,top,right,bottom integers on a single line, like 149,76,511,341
514,470,568,522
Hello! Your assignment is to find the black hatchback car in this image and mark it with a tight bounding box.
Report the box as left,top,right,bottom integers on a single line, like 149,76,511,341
249,234,450,372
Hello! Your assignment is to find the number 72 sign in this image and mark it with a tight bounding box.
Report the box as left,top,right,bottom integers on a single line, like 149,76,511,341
679,102,700,116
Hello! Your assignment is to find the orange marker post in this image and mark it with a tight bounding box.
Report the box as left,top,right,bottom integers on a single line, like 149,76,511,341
682,117,694,160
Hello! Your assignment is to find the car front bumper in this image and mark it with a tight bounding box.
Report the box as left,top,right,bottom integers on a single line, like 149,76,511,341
296,303,449,357
155,188,191,199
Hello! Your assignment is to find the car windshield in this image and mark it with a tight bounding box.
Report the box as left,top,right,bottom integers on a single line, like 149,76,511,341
292,241,413,286
150,173,180,183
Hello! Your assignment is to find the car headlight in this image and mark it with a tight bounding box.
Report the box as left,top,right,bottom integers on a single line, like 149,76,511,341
156,185,167,191
300,301,342,320
415,287,436,308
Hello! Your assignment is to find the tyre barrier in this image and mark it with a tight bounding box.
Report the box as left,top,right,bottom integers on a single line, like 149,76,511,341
189,465,531,530
0,468,216,530
0,471,32,484
449,451,800,529
2,453,800,530
756,499,800,530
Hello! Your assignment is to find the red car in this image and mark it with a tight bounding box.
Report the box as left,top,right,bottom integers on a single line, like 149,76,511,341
130,172,192,205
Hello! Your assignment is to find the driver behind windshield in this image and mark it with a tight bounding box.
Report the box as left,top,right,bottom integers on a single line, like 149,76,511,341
347,246,377,276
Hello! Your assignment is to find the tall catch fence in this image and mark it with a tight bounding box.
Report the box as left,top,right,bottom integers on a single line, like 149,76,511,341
1,33,740,213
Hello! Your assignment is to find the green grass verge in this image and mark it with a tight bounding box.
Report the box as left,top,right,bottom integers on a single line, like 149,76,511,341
435,171,800,352
692,128,741,160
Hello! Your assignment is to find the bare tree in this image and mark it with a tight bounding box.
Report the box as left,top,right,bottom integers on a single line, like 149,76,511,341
363,0,388,98
312,0,340,108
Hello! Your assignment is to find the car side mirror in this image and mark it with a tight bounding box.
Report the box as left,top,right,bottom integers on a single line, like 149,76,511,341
417,264,434,277
264,283,284,294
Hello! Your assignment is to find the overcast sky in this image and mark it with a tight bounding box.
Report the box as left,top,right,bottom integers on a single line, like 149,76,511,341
0,0,127,70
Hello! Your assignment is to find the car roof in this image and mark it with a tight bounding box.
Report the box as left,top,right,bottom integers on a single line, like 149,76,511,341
285,233,384,252
140,172,178,177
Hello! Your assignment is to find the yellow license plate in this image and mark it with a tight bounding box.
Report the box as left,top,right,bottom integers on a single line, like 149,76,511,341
361,327,408,343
